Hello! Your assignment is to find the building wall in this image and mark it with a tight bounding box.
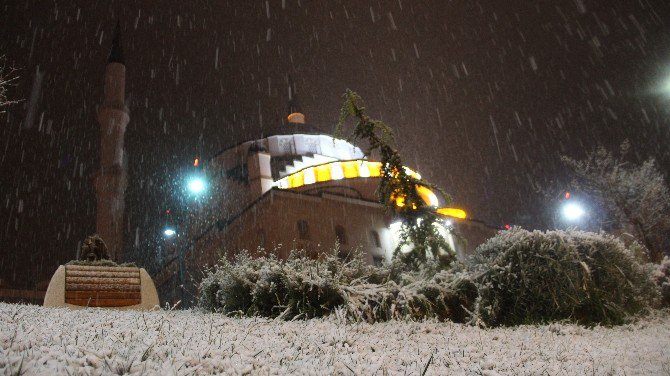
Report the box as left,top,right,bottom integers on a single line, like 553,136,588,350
186,190,394,273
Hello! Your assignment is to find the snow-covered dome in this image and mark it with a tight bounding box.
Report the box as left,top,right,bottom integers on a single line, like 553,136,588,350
211,124,365,180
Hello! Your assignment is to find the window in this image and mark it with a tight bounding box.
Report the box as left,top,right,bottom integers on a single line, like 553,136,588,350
297,220,310,240
370,230,381,247
335,225,347,245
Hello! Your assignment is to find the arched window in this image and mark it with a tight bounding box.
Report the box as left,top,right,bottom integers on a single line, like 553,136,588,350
335,225,347,245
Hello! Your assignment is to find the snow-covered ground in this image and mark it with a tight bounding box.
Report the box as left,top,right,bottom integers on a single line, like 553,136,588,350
1,303,668,375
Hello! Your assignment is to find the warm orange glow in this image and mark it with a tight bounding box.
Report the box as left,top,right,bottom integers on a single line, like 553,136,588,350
287,112,306,124
436,207,467,219
391,192,406,207
194,158,199,167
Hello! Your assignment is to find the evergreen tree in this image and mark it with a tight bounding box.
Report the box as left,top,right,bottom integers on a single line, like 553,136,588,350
336,90,455,266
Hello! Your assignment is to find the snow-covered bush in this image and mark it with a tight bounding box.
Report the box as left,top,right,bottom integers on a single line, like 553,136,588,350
198,248,476,322
472,228,659,326
647,257,670,308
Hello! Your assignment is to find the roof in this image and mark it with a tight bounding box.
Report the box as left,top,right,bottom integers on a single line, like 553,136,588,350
211,122,334,159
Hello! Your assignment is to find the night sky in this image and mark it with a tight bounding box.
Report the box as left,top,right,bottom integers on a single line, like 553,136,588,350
1,0,669,289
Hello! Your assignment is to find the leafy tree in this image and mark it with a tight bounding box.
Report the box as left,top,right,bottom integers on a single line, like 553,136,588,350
562,141,670,262
336,90,455,267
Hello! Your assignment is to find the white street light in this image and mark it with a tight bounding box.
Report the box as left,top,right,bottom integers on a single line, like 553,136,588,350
187,177,206,194
163,228,176,237
562,202,586,221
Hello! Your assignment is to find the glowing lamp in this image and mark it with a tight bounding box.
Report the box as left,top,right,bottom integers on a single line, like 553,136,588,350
187,177,206,194
163,228,176,237
436,207,467,220
341,161,358,178
315,164,331,182
391,191,406,207
368,162,382,177
287,112,305,124
562,202,585,221
416,185,439,207
287,170,304,188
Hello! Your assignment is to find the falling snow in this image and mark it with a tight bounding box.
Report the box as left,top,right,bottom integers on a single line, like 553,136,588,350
0,0,669,312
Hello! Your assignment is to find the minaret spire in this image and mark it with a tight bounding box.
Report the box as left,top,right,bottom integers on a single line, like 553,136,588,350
108,20,125,64
95,21,129,261
286,75,305,124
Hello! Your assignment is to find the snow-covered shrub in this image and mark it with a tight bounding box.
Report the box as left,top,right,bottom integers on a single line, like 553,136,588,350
648,257,670,308
199,252,262,313
198,248,476,322
342,268,477,323
472,228,659,326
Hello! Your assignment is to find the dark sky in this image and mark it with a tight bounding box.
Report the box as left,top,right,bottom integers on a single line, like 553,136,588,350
1,0,670,288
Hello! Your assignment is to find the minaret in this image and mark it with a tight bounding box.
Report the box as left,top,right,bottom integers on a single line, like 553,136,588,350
94,22,129,261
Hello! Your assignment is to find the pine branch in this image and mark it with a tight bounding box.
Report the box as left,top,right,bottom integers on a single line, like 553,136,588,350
335,89,455,267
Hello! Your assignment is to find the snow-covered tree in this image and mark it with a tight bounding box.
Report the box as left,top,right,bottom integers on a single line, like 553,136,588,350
562,142,670,262
0,56,19,113
336,90,455,267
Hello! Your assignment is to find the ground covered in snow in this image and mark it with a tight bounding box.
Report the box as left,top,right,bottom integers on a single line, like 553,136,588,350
1,303,669,375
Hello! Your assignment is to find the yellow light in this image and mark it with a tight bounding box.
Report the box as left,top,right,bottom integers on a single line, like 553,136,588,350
404,166,421,180
314,164,331,182
368,162,382,177
287,170,304,188
341,161,359,178
275,160,426,192
437,207,467,219
392,193,406,207
416,185,439,207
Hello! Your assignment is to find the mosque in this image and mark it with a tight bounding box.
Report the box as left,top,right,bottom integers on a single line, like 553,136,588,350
94,25,497,305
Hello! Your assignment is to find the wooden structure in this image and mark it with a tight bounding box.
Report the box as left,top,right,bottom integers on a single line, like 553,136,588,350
44,265,159,310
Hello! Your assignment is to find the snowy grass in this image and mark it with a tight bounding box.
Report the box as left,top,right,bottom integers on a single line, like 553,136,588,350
1,303,669,375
